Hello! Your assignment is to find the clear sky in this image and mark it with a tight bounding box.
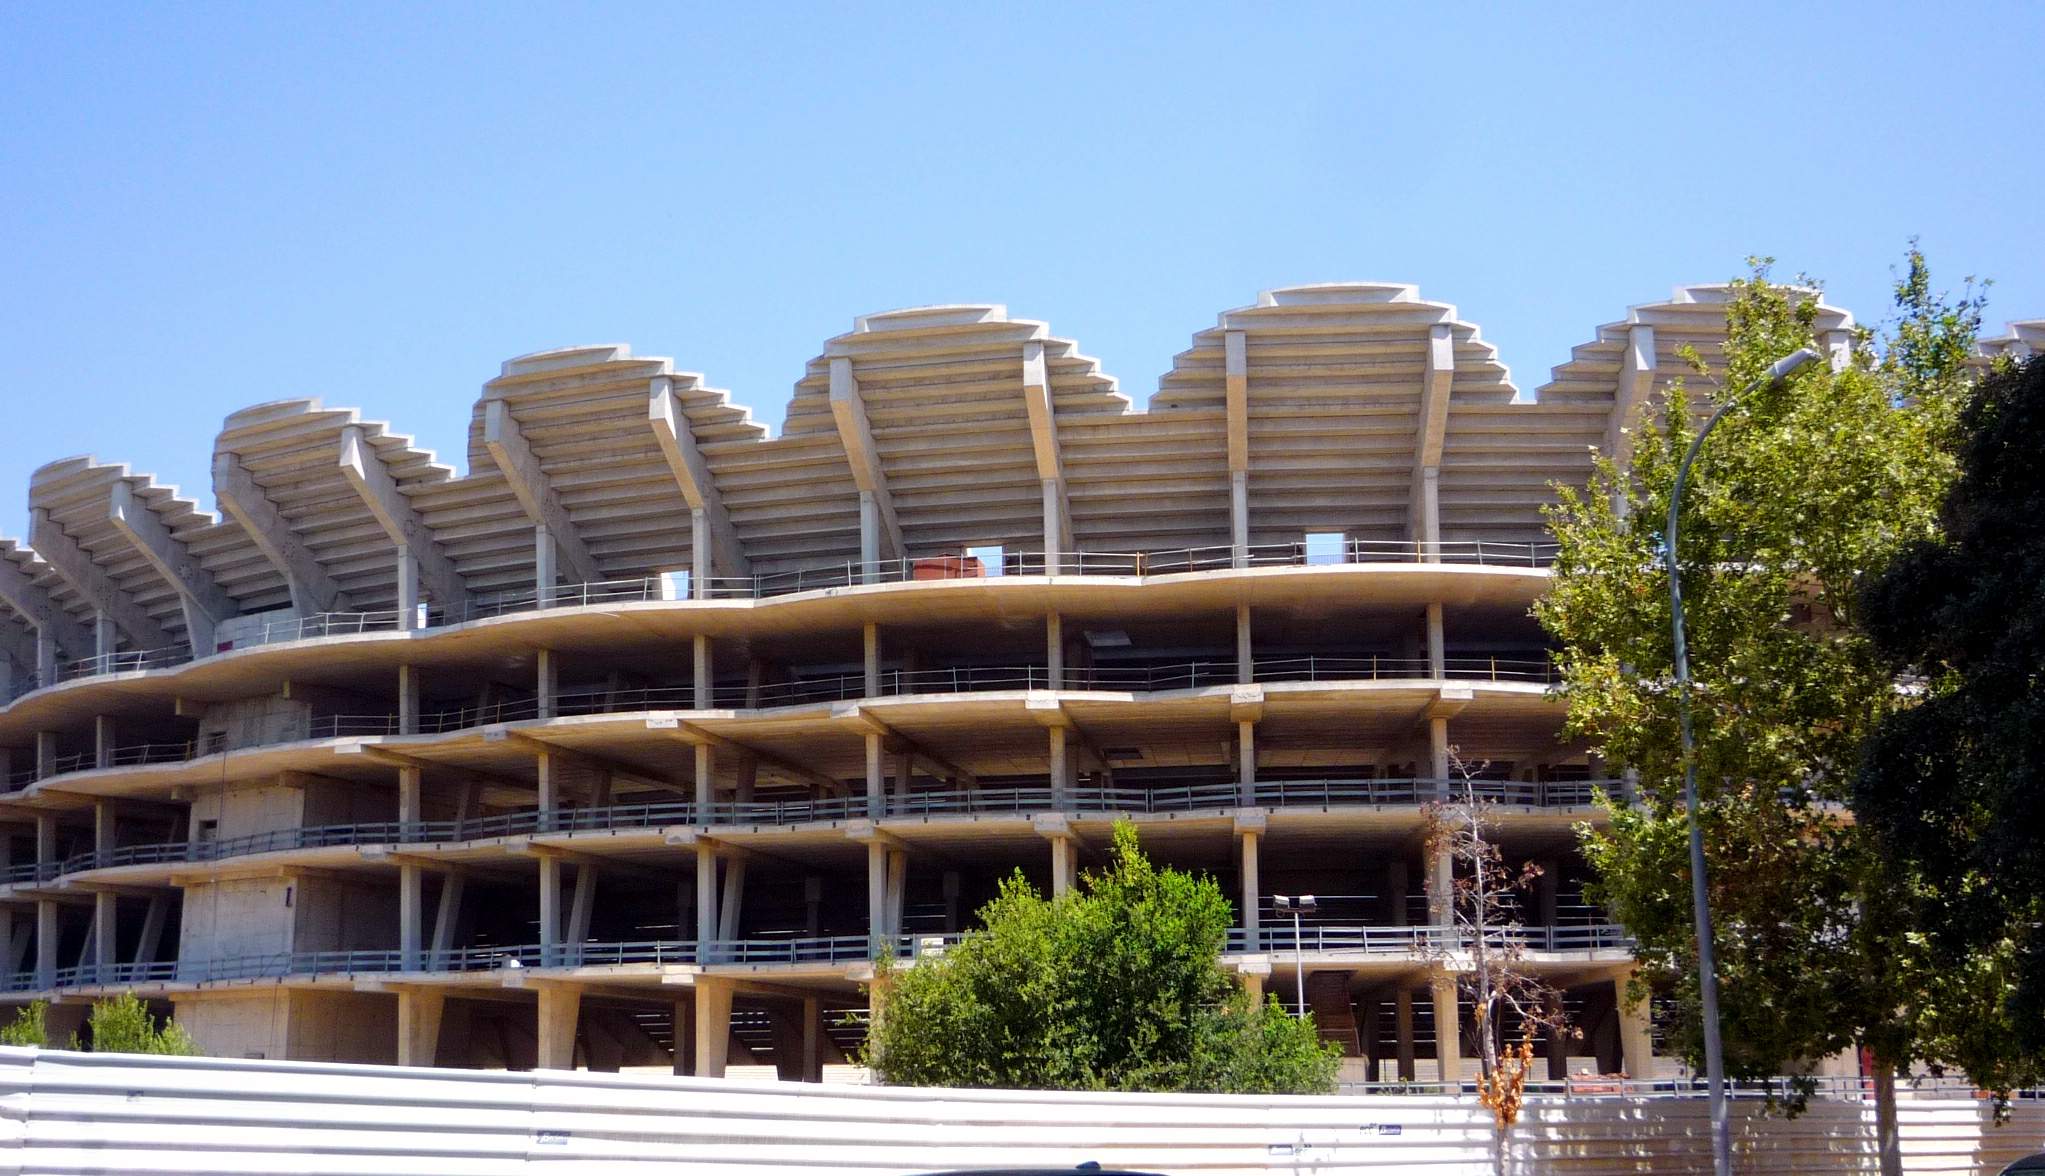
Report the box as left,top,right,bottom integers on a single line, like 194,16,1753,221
3,3,2039,537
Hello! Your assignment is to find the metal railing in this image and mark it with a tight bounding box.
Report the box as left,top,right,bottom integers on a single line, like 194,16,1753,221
1231,923,1632,954
235,610,409,648
55,645,191,683
40,778,1615,883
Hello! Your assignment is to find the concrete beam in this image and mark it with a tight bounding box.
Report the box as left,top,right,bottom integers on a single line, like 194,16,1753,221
648,377,749,581
648,716,840,794
1224,330,1250,473
0,549,92,661
1020,341,1071,554
1605,324,1657,473
827,358,904,563
107,480,235,654
1410,324,1454,555
488,728,689,799
337,426,468,611
483,400,601,586
214,451,348,615
29,508,174,652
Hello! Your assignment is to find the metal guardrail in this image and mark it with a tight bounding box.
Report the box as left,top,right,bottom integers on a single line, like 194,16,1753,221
4,923,1632,995
4,542,1562,692
39,778,1616,882
1230,923,1632,954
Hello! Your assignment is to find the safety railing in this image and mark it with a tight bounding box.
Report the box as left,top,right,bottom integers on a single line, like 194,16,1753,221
54,645,192,683
235,610,409,649
44,777,1619,882
1231,923,1631,954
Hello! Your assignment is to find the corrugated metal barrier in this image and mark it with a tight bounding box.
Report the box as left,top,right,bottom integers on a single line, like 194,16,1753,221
0,1047,2039,1175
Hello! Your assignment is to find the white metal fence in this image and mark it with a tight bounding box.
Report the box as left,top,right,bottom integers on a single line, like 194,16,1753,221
0,1047,2039,1175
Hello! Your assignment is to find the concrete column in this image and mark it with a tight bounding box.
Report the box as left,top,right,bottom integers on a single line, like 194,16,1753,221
692,634,711,710
536,982,581,1070
734,753,756,804
0,914,12,983
135,896,167,965
693,743,713,809
568,864,598,962
1427,836,1452,927
1425,603,1445,679
715,858,745,942
694,977,734,1078
430,873,464,968
93,716,115,769
1432,974,1461,1085
1041,480,1063,573
866,841,887,948
1240,831,1261,936
865,732,884,819
695,845,717,962
398,664,420,736
34,731,55,780
885,850,906,939
35,900,56,990
1050,836,1074,898
802,994,823,1083
95,611,116,661
1237,720,1256,799
538,855,562,966
1429,714,1450,781
400,865,422,971
690,508,710,600
1242,970,1265,1003
1546,990,1570,1081
1617,973,1653,1078
858,492,880,583
537,750,559,828
536,649,557,719
93,891,115,980
862,623,880,697
397,988,445,1067
1229,472,1249,569
1235,604,1253,683
1536,857,1559,928
671,999,694,1075
534,524,556,605
1047,724,1068,808
1045,612,1063,689
35,814,54,876
397,548,420,629
1417,469,1441,562
1395,988,1416,1081
1386,859,1410,927
94,800,114,861
35,627,55,685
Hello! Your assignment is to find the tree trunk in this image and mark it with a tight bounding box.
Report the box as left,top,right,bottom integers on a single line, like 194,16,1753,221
1872,1052,1902,1176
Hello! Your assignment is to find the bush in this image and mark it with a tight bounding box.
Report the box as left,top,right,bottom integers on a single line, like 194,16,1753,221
863,821,1338,1093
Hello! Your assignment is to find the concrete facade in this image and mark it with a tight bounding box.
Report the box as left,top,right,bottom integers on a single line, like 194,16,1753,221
0,285,2030,1077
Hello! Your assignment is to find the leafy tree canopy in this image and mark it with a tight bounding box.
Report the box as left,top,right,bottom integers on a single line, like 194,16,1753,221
862,821,1339,1094
0,994,199,1055
1857,352,2045,1093
1535,252,2003,1100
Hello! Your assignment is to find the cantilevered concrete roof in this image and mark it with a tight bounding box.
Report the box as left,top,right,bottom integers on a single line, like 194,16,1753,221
0,280,2000,672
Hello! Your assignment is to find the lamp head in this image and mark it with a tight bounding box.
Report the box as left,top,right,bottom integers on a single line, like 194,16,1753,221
1766,348,1823,385
1300,895,1318,911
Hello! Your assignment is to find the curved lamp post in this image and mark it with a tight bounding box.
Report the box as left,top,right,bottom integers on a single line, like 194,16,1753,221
1272,894,1317,1017
1665,346,1821,1176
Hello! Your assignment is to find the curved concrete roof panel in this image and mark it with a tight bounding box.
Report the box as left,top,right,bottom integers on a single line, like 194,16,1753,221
0,282,2022,663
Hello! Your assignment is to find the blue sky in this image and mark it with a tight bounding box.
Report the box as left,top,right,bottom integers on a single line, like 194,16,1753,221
3,3,2039,536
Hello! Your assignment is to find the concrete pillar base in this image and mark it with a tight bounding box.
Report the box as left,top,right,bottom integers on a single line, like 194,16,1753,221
694,978,734,1079
397,989,445,1068
536,983,581,1071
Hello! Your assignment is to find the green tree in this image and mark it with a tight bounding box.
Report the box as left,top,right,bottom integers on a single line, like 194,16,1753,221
0,1000,49,1047
1855,352,2045,1099
75,992,200,1055
862,821,1338,1093
1535,253,1996,1172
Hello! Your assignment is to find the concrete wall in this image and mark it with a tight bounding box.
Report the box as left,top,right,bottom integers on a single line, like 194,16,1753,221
172,990,397,1064
186,777,306,842
1,1047,2041,1175
175,876,297,969
195,695,310,753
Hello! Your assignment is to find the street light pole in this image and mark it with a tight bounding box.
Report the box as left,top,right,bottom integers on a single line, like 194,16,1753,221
1273,894,1317,1018
1665,347,1820,1176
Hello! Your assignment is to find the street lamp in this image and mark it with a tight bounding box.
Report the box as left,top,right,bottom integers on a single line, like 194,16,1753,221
1272,894,1317,1017
1665,346,1821,1176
